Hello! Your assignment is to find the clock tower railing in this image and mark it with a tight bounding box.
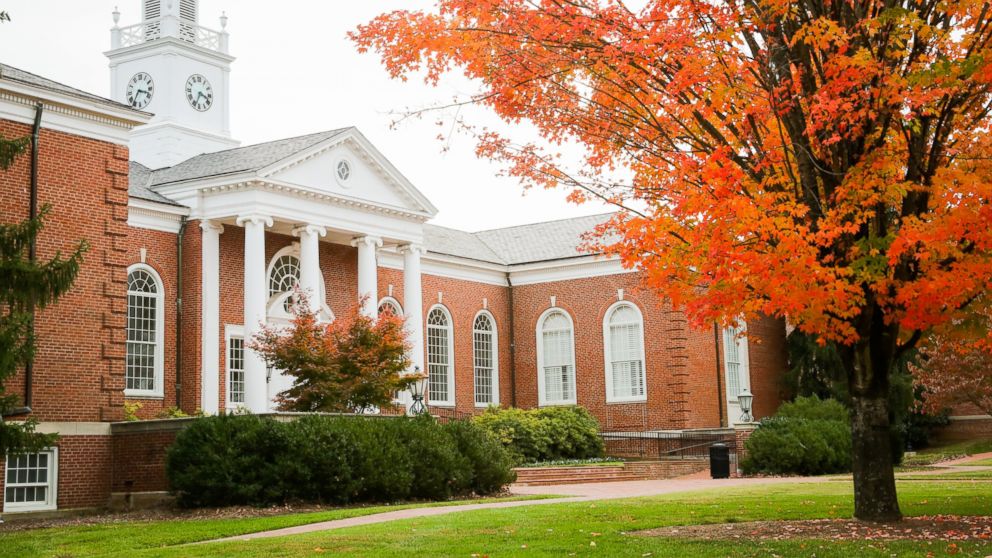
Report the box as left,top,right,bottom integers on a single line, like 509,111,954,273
111,8,228,53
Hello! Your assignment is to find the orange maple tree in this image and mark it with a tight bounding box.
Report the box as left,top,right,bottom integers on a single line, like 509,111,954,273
353,1,992,520
251,295,414,414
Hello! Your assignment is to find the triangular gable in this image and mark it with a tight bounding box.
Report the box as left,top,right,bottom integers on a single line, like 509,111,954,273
259,128,438,218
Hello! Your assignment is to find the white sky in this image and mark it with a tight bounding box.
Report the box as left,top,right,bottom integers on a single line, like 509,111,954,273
0,0,613,231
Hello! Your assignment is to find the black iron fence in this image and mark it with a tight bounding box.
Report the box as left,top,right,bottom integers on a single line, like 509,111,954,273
601,429,737,466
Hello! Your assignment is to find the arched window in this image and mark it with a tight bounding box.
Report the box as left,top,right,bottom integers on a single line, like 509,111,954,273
426,306,454,406
126,264,164,397
603,302,646,402
377,297,403,317
473,312,499,406
268,253,300,299
537,309,576,405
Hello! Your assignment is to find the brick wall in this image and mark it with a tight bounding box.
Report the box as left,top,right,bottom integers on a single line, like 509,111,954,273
112,427,181,493
0,119,129,422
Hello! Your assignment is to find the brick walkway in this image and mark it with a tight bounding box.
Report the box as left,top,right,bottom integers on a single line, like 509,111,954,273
205,474,820,543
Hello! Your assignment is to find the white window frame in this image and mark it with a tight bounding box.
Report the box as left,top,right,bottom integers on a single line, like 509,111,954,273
723,322,752,424
4,447,58,513
536,307,577,406
426,304,455,407
377,296,403,317
603,301,647,403
225,324,246,411
125,263,165,398
472,310,500,407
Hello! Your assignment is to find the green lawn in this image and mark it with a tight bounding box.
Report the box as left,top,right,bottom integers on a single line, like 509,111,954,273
901,439,992,467
964,457,992,467
0,495,558,558
5,481,991,558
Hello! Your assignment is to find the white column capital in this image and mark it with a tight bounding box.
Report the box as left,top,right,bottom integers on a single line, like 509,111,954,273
236,214,273,228
199,220,225,234
292,224,327,238
398,243,426,256
351,235,384,249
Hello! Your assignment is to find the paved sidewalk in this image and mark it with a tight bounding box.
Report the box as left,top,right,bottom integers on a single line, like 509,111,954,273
205,474,820,544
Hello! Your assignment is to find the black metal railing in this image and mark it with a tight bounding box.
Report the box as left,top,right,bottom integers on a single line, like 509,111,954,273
601,429,737,466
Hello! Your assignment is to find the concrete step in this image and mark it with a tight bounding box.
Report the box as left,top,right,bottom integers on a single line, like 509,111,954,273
512,460,711,485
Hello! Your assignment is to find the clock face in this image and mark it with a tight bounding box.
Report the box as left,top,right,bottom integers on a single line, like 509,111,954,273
125,72,154,109
185,74,214,111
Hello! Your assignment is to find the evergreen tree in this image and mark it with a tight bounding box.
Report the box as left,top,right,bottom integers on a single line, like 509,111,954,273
0,83,89,454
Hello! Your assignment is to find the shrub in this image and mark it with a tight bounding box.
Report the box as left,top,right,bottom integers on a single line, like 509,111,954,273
444,419,517,492
472,406,604,464
166,414,514,508
741,396,853,476
776,395,849,422
740,417,852,475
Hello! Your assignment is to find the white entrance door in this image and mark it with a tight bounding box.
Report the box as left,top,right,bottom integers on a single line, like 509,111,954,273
723,324,751,425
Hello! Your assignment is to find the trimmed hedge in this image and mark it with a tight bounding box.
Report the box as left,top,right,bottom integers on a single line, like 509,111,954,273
741,395,853,476
472,406,605,464
165,415,515,508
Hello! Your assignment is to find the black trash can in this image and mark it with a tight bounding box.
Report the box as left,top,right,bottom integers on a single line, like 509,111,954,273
709,442,730,479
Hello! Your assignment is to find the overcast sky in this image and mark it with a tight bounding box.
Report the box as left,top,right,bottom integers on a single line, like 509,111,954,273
0,1,613,231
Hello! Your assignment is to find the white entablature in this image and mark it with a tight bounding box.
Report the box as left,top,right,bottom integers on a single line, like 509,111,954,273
145,127,437,244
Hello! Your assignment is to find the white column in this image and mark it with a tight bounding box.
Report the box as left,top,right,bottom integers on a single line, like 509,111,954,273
237,214,272,413
400,243,425,375
352,235,383,318
292,224,327,315
199,220,223,415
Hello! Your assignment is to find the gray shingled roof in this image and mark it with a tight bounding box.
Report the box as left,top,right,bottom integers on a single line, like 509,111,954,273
424,213,614,266
146,128,350,179
424,225,506,264
0,62,138,113
473,213,613,264
130,162,183,206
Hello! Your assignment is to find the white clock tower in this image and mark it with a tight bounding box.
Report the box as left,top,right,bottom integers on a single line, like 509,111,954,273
106,0,239,169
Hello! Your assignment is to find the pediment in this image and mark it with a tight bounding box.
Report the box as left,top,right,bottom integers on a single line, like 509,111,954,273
260,129,438,218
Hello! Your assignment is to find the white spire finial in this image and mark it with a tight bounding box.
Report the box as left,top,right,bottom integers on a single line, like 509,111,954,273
220,11,228,29
112,6,120,25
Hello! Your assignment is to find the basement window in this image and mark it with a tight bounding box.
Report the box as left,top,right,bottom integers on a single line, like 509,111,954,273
4,448,58,512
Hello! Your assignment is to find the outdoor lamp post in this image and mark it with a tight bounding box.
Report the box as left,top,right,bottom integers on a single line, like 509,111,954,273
408,366,428,416
738,388,754,423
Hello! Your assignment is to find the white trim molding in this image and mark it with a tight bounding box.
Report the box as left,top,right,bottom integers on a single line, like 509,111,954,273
128,198,190,232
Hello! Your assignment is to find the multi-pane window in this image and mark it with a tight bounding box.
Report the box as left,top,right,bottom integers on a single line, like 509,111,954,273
227,335,245,406
426,307,453,405
268,254,301,298
539,310,576,405
4,449,57,512
473,313,498,406
723,325,745,400
378,298,402,317
126,267,162,395
606,304,646,401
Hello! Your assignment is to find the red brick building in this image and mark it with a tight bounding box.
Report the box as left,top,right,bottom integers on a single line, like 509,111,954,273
1,0,792,516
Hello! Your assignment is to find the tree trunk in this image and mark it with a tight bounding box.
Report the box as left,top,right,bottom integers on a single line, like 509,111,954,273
850,391,902,522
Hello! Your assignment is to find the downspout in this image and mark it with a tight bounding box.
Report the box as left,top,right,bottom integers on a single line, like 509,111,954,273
506,273,517,407
174,217,188,409
714,322,725,427
6,104,45,417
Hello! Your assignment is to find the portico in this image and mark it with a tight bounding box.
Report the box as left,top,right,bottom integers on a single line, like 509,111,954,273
145,128,438,414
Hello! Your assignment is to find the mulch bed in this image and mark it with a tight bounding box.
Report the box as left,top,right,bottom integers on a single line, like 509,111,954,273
0,503,330,532
636,515,992,542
